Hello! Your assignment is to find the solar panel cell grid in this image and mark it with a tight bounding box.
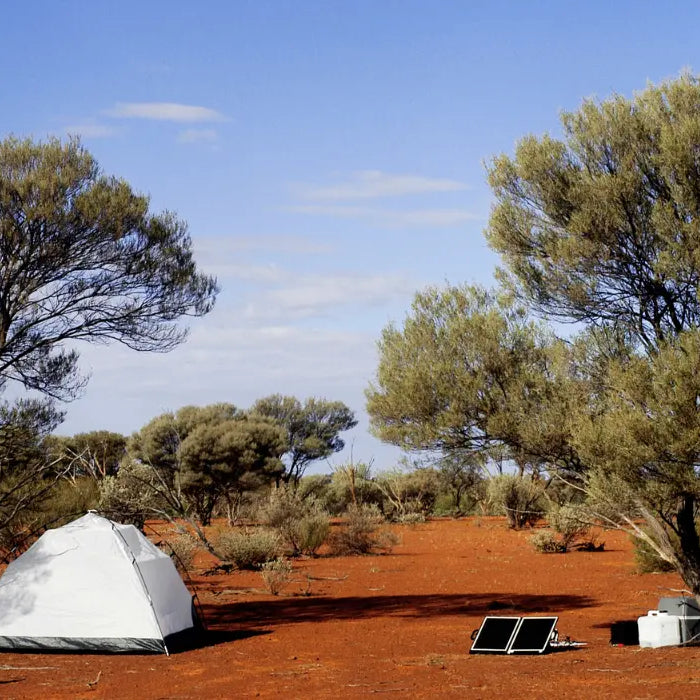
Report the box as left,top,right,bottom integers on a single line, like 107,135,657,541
508,617,558,654
469,617,521,653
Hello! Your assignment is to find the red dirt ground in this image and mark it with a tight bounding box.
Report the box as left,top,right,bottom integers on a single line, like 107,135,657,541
0,517,697,699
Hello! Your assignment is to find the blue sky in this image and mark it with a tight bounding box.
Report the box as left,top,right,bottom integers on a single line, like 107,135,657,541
2,1,700,472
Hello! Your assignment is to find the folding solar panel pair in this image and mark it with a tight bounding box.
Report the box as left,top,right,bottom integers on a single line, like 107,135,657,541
470,616,558,654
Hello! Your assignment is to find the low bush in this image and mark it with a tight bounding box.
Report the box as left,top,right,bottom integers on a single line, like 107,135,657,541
487,474,545,529
633,534,677,574
396,512,426,525
530,531,567,553
214,528,281,570
258,486,330,556
328,504,399,555
530,504,600,554
161,533,200,573
260,557,293,595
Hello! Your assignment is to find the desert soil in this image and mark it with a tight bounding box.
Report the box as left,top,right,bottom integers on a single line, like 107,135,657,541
0,517,696,699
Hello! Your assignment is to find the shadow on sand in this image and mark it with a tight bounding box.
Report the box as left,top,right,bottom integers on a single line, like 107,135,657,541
201,592,596,631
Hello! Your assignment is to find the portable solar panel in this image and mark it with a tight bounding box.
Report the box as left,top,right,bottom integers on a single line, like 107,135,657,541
507,616,558,654
469,616,521,654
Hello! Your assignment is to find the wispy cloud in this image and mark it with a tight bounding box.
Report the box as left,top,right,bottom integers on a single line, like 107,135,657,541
106,102,226,123
242,272,415,320
177,128,219,143
194,234,334,258
64,123,117,139
294,170,469,201
289,204,481,228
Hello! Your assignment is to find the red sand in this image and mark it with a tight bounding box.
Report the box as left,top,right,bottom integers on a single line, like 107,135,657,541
0,517,697,699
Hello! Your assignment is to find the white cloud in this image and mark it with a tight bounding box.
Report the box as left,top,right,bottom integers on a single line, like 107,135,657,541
193,234,334,257
242,272,414,320
289,204,481,228
177,128,218,143
106,102,226,123
64,123,117,139
294,170,469,201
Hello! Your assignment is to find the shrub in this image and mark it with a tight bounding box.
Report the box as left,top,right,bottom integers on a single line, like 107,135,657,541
34,477,100,526
633,534,677,574
530,504,599,554
487,474,545,529
397,512,426,525
161,533,200,573
258,486,330,556
328,504,399,555
99,460,166,529
213,527,281,570
375,467,440,520
530,531,567,553
260,557,293,595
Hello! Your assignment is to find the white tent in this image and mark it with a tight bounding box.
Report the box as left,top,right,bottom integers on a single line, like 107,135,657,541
0,512,197,653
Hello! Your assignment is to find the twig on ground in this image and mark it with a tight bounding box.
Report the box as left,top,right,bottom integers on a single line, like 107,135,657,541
87,670,102,689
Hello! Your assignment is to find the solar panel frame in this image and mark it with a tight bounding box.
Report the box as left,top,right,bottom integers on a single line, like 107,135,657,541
507,616,558,654
469,616,522,654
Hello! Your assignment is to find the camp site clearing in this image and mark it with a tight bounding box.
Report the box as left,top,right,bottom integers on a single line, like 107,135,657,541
0,517,695,699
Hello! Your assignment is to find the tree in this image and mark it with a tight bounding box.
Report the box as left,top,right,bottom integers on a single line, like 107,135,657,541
117,404,285,526
366,285,576,468
252,395,357,483
368,74,700,593
486,73,700,353
0,398,67,550
47,430,127,480
0,136,218,400
436,450,485,515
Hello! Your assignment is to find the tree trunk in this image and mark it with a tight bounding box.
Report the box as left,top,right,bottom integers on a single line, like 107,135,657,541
676,495,700,595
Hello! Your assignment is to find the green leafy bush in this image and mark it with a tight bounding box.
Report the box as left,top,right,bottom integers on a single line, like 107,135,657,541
258,486,330,556
487,474,545,529
633,534,677,574
530,531,567,553
214,528,281,569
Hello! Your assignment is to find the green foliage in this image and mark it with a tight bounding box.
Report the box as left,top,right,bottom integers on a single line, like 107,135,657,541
375,466,440,520
47,430,126,479
0,136,217,401
486,74,700,353
530,531,567,554
530,503,596,554
328,504,399,556
366,285,578,474
252,395,357,483
99,460,166,529
259,557,293,596
257,486,330,556
329,461,382,512
633,533,677,574
213,528,281,569
486,475,545,529
127,404,286,525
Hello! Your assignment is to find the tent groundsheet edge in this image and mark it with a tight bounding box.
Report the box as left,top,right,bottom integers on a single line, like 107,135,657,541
0,634,167,654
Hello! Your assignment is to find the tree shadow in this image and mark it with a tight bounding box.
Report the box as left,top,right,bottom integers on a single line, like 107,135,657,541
202,592,596,631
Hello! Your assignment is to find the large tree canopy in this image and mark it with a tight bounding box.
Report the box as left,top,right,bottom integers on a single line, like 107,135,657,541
487,74,700,352
252,395,357,483
0,136,218,399
124,403,285,524
368,75,700,593
366,285,581,471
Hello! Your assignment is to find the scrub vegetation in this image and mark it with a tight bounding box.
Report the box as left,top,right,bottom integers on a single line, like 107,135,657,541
5,76,700,595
